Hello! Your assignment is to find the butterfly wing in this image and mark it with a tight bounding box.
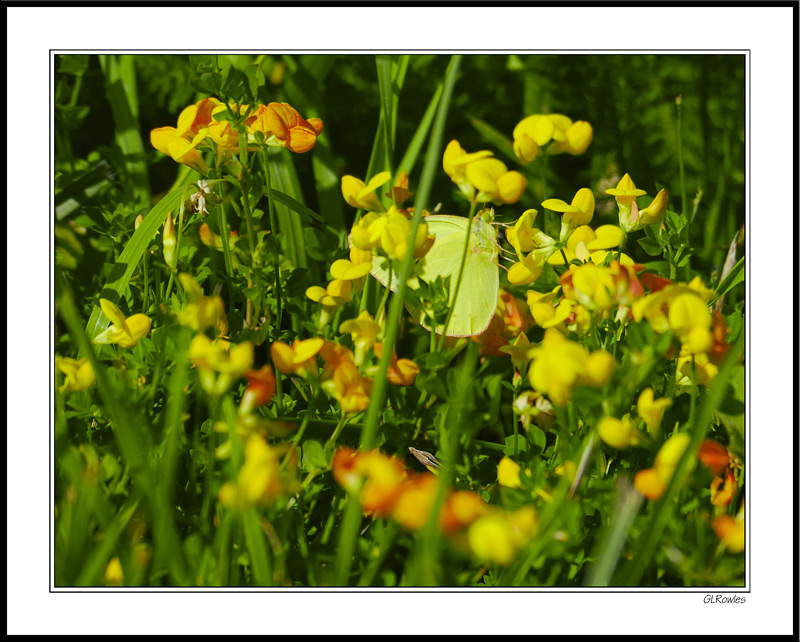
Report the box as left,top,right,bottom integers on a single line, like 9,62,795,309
368,215,470,291
366,214,500,337
419,216,499,336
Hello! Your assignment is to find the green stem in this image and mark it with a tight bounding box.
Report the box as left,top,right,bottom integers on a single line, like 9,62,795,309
214,186,235,280
261,150,283,338
326,412,350,449
238,173,258,327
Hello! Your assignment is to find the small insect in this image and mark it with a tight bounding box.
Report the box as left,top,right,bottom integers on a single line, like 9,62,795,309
408,447,443,475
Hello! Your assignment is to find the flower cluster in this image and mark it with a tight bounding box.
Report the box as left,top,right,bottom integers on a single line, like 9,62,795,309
218,433,297,510
443,140,527,205
512,113,593,164
332,446,539,565
150,97,323,173
526,328,614,406
632,275,728,386
271,324,420,415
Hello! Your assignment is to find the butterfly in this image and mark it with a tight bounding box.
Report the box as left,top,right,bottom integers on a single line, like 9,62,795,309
371,211,500,337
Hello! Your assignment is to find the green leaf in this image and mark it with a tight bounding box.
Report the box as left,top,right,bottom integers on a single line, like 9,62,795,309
710,256,744,304
268,187,339,237
637,237,664,257
504,434,529,456
302,439,328,470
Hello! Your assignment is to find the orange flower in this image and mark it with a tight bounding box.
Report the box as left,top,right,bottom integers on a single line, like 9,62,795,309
240,365,277,415
710,468,737,507
331,359,373,414
440,490,486,534
373,342,421,387
332,447,407,517
697,440,730,475
247,102,323,153
712,514,745,553
633,468,667,500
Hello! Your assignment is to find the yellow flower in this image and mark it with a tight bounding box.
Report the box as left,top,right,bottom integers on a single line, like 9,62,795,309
341,172,391,212
529,297,571,330
306,280,352,328
527,329,587,406
542,188,595,240
498,332,533,369
442,139,494,199
188,335,254,396
332,447,406,517
634,468,667,500
505,208,539,255
583,350,614,387
547,225,623,266
676,351,719,388
598,416,641,450
219,434,288,510
176,273,228,337
527,329,614,406
443,140,526,204
324,357,373,414
565,264,616,311
605,173,648,233
55,356,95,393
632,189,669,230
149,97,224,173
104,557,123,586
372,342,421,387
512,114,593,164
467,507,537,566
637,388,672,432
369,209,432,261
497,457,523,488
350,212,382,251
668,293,713,355
270,338,325,377
468,513,517,565
339,310,382,365
330,258,373,281
392,473,438,530
655,432,694,483
464,157,527,205
92,299,152,349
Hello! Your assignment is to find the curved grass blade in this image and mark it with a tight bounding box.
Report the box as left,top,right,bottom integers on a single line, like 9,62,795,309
396,81,443,181
268,187,340,238
83,185,185,341
469,115,517,164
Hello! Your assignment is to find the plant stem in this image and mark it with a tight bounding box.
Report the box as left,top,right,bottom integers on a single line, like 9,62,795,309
261,150,283,338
